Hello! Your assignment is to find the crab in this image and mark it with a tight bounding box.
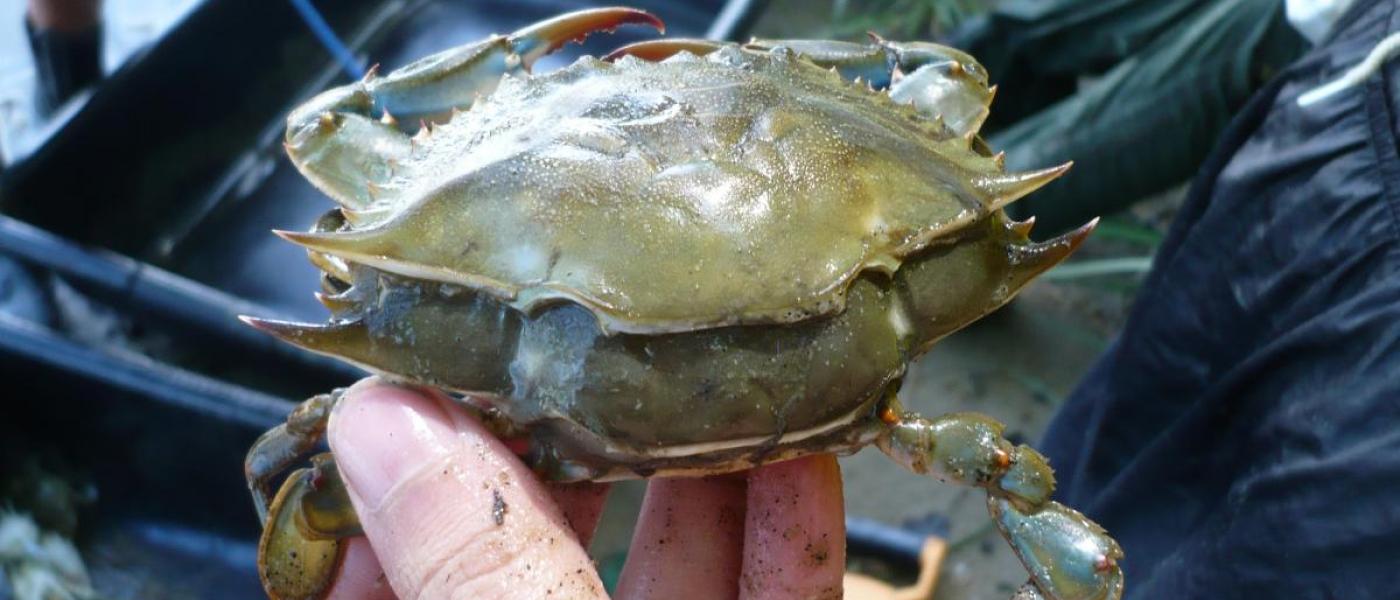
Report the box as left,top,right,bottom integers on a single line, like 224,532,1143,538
241,8,1123,600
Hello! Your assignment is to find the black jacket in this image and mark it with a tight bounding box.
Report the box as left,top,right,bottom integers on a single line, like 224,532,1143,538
1041,1,1400,597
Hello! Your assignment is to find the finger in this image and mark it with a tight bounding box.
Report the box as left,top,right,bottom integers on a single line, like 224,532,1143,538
740,454,846,600
326,537,396,600
327,379,606,600
418,387,613,547
546,481,611,548
615,475,747,600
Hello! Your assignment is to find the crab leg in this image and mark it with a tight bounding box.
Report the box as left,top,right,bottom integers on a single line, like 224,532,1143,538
991,499,1124,600
245,391,363,600
246,383,538,598
751,35,996,137
364,7,663,119
878,408,1123,600
605,38,897,85
257,452,362,600
750,38,902,86
246,390,341,523
282,7,664,209
606,35,995,137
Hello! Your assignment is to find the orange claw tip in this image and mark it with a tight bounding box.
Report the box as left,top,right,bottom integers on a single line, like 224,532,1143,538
992,448,1012,469
1041,216,1098,258
603,38,724,62
595,7,667,34
1095,554,1119,572
510,7,666,64
1063,216,1100,253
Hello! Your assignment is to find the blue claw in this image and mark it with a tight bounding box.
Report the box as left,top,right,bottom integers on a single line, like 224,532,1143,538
365,7,664,119
990,498,1125,600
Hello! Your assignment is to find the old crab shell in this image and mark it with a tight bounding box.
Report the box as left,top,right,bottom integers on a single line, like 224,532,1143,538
243,8,1122,600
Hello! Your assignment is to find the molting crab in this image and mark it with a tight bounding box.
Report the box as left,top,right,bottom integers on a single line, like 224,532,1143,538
242,8,1123,599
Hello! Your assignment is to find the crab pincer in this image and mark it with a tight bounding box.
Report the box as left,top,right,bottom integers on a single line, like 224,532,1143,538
992,498,1125,600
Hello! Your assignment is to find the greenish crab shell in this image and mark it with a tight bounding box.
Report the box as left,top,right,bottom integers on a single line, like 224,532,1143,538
267,46,1084,478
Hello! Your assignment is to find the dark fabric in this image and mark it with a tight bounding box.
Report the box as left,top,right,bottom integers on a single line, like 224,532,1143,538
990,0,1306,235
950,0,1218,130
25,18,103,117
1040,1,1400,598
951,0,1307,235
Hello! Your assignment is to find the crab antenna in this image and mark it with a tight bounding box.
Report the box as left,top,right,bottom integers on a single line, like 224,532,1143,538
976,162,1073,212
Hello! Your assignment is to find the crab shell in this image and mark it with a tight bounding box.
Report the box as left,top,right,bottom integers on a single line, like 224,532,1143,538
254,46,1090,480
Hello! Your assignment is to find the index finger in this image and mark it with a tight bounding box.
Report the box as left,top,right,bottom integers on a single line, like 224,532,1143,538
325,380,606,599
740,454,846,600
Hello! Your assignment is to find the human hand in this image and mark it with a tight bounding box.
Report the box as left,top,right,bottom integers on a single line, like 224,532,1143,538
322,379,846,599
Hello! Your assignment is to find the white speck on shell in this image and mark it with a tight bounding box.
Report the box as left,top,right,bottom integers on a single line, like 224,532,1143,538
888,299,912,340
505,244,549,279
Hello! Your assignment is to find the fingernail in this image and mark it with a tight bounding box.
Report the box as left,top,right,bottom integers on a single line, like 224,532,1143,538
329,381,457,509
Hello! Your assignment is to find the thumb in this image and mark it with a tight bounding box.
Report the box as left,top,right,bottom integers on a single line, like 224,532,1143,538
327,380,606,600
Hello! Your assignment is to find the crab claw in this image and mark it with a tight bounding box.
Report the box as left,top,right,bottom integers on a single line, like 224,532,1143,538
877,39,995,136
604,38,724,62
990,498,1125,600
744,38,896,86
258,466,346,600
869,34,990,89
364,7,663,119
282,8,664,208
510,7,665,67
289,7,660,130
742,36,995,135
888,60,996,137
